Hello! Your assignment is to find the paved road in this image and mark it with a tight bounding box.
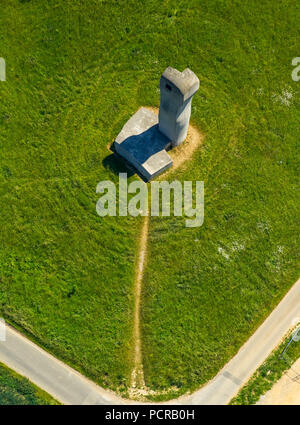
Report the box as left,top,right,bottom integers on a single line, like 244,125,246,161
0,277,299,405
176,277,300,405
0,326,123,405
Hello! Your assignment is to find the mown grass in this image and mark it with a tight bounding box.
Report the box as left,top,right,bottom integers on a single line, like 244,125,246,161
0,0,299,400
0,0,146,392
0,362,59,405
140,0,300,400
230,333,300,405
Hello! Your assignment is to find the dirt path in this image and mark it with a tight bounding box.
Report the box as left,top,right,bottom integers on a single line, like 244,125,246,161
0,106,299,404
129,213,149,395
257,357,300,405
147,107,205,177
0,277,299,405
128,107,204,399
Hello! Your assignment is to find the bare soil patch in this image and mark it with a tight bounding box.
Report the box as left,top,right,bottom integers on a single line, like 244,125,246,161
146,106,205,178
257,357,300,405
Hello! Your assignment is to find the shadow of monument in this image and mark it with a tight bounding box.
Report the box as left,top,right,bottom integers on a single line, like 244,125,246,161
102,152,135,178
117,124,170,164
103,123,171,182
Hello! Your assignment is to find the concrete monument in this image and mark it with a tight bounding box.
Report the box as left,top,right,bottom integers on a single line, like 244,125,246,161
159,67,199,147
114,67,199,181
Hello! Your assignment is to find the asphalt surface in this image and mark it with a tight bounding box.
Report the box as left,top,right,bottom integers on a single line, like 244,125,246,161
0,277,299,405
0,326,122,405
177,277,300,405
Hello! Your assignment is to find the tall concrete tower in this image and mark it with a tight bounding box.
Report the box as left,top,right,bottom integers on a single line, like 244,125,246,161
159,67,199,147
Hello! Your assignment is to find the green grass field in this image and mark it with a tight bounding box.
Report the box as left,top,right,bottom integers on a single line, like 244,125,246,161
139,0,300,399
0,0,144,392
0,362,58,405
0,0,299,401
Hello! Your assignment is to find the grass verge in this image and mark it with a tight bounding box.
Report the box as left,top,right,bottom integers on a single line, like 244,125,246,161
0,362,59,405
230,332,300,405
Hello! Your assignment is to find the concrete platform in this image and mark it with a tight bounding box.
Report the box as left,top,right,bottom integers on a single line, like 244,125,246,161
114,107,172,181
